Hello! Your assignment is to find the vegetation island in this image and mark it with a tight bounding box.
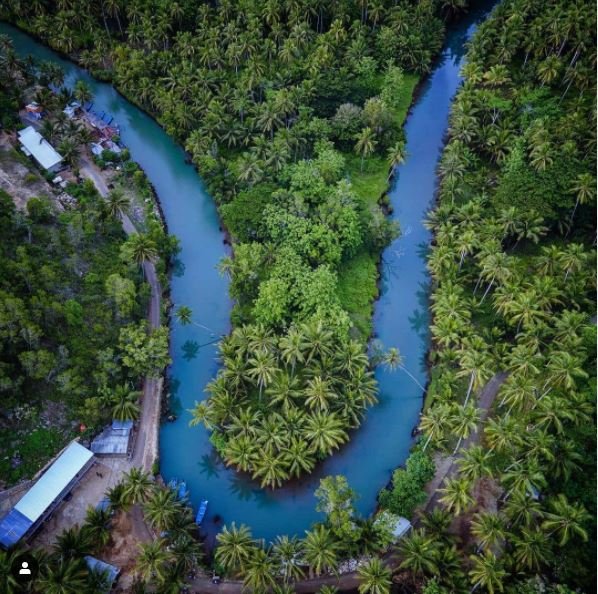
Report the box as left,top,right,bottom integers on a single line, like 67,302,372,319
0,0,595,593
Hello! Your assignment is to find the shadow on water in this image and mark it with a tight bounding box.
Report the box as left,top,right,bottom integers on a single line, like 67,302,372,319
0,0,496,544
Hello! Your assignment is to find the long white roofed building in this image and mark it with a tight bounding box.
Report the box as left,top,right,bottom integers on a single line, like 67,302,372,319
0,441,94,548
18,125,63,172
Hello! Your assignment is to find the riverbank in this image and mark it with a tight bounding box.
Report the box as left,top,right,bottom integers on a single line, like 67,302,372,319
0,0,493,547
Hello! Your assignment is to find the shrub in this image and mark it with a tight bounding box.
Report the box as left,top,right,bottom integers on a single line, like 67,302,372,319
378,449,435,517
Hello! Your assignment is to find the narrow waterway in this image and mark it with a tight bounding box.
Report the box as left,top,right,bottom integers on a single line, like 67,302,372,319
2,3,493,546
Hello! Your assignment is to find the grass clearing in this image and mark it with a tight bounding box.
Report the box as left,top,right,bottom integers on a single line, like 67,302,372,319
337,73,420,339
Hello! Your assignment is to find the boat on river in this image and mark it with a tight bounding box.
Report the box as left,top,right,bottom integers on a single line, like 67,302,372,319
177,481,188,500
195,500,208,525
167,478,189,501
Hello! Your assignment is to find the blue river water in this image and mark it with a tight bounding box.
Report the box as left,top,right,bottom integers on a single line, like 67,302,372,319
1,2,492,546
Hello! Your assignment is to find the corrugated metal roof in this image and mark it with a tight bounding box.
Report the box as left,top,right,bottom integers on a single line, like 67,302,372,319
84,556,119,590
0,509,33,548
18,126,63,170
90,421,132,454
14,442,93,523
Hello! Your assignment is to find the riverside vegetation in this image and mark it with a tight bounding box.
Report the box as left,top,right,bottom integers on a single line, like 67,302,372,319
0,1,596,593
409,0,596,592
0,46,173,485
1,0,468,487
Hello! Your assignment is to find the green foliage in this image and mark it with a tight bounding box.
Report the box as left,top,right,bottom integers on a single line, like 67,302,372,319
118,321,171,378
0,0,453,486
220,183,276,242
0,179,148,485
420,0,597,591
379,449,435,516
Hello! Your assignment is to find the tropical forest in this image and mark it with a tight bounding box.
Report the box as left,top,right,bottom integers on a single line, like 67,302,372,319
0,0,595,593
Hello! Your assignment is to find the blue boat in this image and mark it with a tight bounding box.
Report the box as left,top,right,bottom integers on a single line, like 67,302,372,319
195,500,208,525
177,480,188,500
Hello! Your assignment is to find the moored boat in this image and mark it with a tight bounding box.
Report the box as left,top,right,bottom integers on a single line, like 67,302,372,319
195,500,208,525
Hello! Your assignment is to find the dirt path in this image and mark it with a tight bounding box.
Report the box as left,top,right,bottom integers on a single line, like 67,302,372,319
80,156,163,473
17,157,165,582
425,371,509,511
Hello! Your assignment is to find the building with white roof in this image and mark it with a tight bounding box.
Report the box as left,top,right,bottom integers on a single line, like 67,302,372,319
0,441,94,548
18,125,64,172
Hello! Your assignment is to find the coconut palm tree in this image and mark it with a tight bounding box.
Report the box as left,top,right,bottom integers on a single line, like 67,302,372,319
541,494,590,546
143,487,181,532
501,460,546,499
251,453,290,489
58,138,79,167
304,376,335,412
106,483,129,514
398,528,439,577
458,445,494,482
468,552,506,594
354,126,377,171
266,371,300,413
357,557,391,594
284,437,315,477
215,523,255,574
54,525,93,559
136,539,173,584
246,350,277,399
86,566,113,593
304,412,348,456
420,509,453,544
569,172,596,224
175,305,192,326
470,512,506,551
37,557,88,594
456,336,493,405
0,547,24,592
279,327,305,374
387,141,407,179
382,347,425,390
272,535,305,582
438,476,474,515
449,403,480,454
122,467,153,505
171,534,203,575
122,233,158,271
243,548,277,592
111,383,141,422
419,403,451,451
83,506,111,549
303,525,338,577
511,527,551,571
106,189,131,219
73,79,92,105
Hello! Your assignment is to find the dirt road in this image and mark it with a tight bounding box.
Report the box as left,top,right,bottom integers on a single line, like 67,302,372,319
80,157,163,473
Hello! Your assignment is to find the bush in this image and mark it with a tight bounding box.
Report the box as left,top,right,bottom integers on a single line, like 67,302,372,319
378,449,435,517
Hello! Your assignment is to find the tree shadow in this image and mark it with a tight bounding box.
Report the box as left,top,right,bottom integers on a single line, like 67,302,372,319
198,451,223,479
171,257,185,277
182,340,199,361
228,474,260,502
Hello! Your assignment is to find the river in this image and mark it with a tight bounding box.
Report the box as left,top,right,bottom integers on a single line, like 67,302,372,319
1,2,493,546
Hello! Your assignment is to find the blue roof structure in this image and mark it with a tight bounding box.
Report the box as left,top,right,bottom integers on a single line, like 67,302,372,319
84,556,119,591
91,421,132,455
14,442,93,523
111,420,133,432
0,509,33,548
